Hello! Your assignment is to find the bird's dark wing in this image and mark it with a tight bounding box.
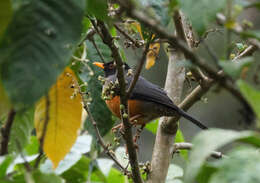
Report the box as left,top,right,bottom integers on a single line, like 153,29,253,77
127,76,178,110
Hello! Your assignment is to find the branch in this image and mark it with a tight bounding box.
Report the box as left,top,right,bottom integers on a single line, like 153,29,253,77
118,1,256,125
0,109,16,155
172,142,225,159
233,45,258,61
82,98,129,175
114,24,142,48
126,35,151,97
96,20,143,183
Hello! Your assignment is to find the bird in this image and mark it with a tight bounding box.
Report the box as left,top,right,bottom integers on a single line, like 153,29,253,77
93,61,208,130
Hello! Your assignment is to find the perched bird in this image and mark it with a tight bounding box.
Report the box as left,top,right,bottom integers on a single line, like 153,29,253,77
93,61,208,130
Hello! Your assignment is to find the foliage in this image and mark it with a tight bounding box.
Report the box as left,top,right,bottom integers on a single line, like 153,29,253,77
0,0,85,109
0,0,259,182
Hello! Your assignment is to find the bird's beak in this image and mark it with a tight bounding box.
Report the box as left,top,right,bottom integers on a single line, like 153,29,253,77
93,62,104,69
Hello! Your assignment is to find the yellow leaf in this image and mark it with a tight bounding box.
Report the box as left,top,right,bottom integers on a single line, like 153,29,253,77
0,81,11,116
145,42,160,69
34,67,83,168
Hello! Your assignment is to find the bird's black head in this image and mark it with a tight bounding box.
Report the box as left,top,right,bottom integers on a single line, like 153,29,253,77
93,61,130,77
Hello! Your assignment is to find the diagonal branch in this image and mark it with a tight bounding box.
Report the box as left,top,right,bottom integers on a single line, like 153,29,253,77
82,98,129,175
96,20,143,183
126,35,151,97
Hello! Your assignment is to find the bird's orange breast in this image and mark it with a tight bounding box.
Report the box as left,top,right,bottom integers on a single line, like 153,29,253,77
105,96,143,123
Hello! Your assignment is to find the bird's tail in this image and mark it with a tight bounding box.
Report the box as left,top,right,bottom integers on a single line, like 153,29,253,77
176,108,208,130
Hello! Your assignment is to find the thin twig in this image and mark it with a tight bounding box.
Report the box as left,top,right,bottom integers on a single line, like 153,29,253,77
0,109,16,155
78,28,96,46
90,39,106,63
15,140,32,171
233,45,258,61
126,35,151,97
82,99,129,175
34,95,50,168
202,41,222,69
172,142,225,159
114,24,142,48
97,20,143,183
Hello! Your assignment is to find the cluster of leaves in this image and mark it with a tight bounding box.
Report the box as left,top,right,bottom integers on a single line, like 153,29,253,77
0,0,259,182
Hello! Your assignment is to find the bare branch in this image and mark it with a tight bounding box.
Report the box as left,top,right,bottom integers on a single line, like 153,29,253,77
90,38,106,63
126,36,151,97
0,109,16,155
233,45,258,61
172,142,225,159
114,24,142,48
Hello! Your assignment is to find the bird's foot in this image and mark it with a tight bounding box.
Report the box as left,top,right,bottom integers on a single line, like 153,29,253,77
112,123,124,134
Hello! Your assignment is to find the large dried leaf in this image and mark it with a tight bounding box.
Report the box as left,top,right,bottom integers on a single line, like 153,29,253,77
34,67,83,168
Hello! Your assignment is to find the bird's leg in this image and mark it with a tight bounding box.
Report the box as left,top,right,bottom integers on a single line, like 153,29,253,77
133,124,145,144
130,114,143,126
112,114,142,133
112,123,123,133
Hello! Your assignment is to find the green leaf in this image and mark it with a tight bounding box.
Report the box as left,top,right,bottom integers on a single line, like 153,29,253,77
25,136,39,155
196,164,218,183
184,129,260,183
139,0,171,26
175,129,188,160
219,57,253,79
180,0,225,35
61,156,91,183
209,147,260,183
0,0,12,36
166,164,183,183
241,30,260,41
0,155,14,178
61,156,107,183
145,119,159,134
8,108,34,154
80,36,114,136
86,0,108,20
33,170,63,183
0,0,85,108
107,168,125,183
237,80,260,123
